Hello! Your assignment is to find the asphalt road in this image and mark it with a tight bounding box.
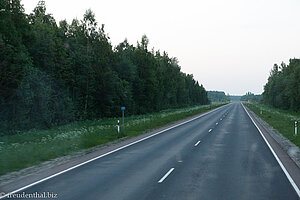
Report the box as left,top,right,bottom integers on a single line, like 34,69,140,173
7,103,300,199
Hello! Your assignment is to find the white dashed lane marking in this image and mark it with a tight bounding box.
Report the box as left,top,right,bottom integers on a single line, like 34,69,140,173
194,141,201,146
158,168,175,183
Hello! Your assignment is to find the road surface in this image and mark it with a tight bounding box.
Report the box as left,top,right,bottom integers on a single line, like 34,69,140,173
4,103,300,199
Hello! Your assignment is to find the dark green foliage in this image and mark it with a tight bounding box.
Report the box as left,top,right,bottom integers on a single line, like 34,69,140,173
1,66,74,131
0,0,30,100
0,0,209,134
263,59,300,111
241,92,262,102
207,91,229,102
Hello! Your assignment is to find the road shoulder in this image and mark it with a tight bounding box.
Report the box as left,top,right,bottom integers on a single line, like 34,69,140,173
243,104,300,191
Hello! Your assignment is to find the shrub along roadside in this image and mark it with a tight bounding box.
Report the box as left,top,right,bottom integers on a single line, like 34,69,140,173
244,102,300,148
0,103,226,176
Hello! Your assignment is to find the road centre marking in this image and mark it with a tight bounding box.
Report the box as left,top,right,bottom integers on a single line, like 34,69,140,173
158,168,175,183
194,141,201,146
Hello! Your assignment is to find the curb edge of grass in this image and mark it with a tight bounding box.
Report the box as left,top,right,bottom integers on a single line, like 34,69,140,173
244,103,300,169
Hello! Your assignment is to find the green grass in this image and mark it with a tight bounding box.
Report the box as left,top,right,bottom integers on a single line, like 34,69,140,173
244,102,300,148
0,103,226,176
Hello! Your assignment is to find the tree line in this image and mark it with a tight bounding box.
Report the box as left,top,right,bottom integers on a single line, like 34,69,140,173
0,0,209,134
241,92,262,102
263,59,300,111
207,91,229,102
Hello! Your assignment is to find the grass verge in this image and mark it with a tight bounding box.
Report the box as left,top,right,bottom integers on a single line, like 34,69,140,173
0,103,226,176
244,102,300,148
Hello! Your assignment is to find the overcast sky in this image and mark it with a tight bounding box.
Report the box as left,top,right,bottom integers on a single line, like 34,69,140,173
22,0,300,95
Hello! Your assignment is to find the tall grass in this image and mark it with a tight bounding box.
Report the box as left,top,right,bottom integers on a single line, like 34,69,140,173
0,103,225,176
245,102,300,148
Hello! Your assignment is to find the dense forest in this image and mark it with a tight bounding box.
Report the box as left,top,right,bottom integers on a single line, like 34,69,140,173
207,91,229,102
241,92,262,102
0,0,209,134
263,59,300,111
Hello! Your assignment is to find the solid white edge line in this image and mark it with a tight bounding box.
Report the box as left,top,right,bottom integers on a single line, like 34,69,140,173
158,168,175,183
241,103,300,197
194,141,201,146
0,104,230,199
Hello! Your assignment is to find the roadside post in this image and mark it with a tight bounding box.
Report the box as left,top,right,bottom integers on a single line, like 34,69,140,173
295,121,298,136
117,120,120,133
121,107,125,129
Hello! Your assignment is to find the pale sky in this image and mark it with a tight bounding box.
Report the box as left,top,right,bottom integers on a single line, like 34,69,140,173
22,0,300,95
